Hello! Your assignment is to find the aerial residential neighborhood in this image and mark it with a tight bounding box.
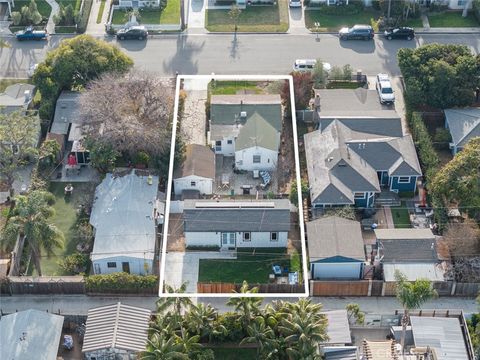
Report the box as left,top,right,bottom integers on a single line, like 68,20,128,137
1,0,480,358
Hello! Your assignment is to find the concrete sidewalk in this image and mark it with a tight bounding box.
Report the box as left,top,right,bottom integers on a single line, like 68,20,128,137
86,0,111,35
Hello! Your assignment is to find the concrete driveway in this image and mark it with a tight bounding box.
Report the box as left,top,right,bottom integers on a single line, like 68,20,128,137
288,6,308,34
164,251,237,293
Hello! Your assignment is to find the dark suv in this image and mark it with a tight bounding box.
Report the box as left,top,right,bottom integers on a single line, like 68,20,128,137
339,25,374,40
384,27,415,40
116,26,148,40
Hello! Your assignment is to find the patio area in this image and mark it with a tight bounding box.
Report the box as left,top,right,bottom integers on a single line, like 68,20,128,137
51,151,100,183
214,155,278,196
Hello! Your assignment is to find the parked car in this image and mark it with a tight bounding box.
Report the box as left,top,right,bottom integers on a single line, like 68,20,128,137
289,0,302,7
293,59,332,73
116,26,148,40
384,27,415,40
376,73,395,105
15,26,48,41
338,25,374,40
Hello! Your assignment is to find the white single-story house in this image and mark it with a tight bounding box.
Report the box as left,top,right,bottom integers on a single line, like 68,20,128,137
0,309,64,360
83,302,151,360
173,144,215,197
89,171,162,275
307,216,365,280
209,94,282,172
444,108,480,155
183,199,290,249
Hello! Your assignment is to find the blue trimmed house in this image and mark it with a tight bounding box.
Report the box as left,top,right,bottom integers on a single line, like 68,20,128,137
305,118,421,208
444,108,480,155
307,216,365,280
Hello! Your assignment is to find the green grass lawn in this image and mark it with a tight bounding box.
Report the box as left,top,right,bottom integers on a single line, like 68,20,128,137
206,0,289,33
211,347,257,359
198,248,291,284
11,0,52,18
402,17,424,28
210,80,265,95
0,79,31,93
326,81,365,89
112,0,180,25
54,26,77,33
305,8,379,31
96,0,106,24
427,11,479,28
56,0,82,11
35,182,92,276
391,201,411,229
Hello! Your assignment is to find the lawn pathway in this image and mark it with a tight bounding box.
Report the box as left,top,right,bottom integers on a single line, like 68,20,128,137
45,0,59,34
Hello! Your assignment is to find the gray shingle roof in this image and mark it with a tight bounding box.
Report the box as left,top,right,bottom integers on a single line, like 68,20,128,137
50,91,82,135
0,83,35,113
375,229,437,263
83,302,151,353
444,108,480,148
235,112,281,151
307,216,365,261
319,117,403,137
183,199,290,232
174,144,215,179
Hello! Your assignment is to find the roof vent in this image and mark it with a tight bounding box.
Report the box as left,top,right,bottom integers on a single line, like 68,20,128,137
240,111,247,118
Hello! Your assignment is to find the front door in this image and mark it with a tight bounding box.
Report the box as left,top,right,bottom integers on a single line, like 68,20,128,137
221,232,236,248
122,262,130,273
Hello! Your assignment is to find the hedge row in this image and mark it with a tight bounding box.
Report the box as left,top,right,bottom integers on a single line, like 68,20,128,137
85,272,158,292
77,0,93,33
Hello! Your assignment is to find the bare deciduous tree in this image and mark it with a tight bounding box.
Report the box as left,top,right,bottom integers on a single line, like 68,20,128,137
80,71,174,159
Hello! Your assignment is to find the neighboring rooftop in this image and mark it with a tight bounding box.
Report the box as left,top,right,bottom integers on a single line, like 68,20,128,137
383,263,446,282
0,309,63,360
50,91,82,135
0,83,35,113
376,229,437,263
323,310,352,345
362,340,398,360
89,171,159,262
82,302,151,353
174,144,215,179
444,108,480,149
183,199,290,232
307,216,365,262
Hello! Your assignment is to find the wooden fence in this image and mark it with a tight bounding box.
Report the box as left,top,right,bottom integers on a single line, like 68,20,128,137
2,276,85,295
310,280,480,297
197,282,304,294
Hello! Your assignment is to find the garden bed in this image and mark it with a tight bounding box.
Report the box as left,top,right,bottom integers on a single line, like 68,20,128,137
326,81,366,89
205,0,289,32
427,11,479,27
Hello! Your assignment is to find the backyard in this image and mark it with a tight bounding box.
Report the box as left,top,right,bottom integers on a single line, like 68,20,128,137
32,182,94,276
111,0,181,25
205,0,289,32
391,201,411,229
427,11,479,27
198,248,294,284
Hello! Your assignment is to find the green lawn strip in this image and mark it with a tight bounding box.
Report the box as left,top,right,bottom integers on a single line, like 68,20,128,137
391,201,411,229
160,0,181,24
198,248,290,284
112,0,180,25
427,11,479,28
56,0,81,10
11,0,52,18
211,347,257,359
210,80,265,95
55,26,77,33
205,0,289,33
0,79,31,93
402,17,423,28
36,182,90,276
96,0,106,24
305,9,379,31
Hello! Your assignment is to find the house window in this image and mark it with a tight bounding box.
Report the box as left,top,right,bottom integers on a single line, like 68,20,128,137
107,262,117,268
458,0,466,5
253,155,261,163
354,192,365,199
221,232,236,246
190,181,196,186
215,140,222,152
243,232,251,241
270,232,278,242
227,140,233,144
398,176,410,183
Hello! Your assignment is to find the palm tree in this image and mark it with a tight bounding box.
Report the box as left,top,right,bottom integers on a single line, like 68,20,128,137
2,190,64,276
156,282,193,337
186,303,225,341
395,270,437,354
226,281,263,332
240,316,277,359
142,330,188,360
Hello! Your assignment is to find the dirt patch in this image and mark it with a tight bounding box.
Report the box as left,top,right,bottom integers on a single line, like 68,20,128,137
167,213,185,251
287,212,302,253
277,115,296,194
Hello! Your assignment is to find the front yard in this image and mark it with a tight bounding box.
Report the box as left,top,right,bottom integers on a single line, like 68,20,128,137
305,8,379,31
111,0,181,25
198,248,293,284
206,0,289,33
427,11,479,27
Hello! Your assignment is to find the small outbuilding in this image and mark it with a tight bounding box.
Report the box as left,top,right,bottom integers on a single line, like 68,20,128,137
0,309,64,360
307,216,365,280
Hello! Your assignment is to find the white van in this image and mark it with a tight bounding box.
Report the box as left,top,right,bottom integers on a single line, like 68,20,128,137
293,59,332,73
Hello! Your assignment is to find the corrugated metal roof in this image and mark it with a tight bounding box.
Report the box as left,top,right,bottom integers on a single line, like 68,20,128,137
82,303,151,353
0,309,63,360
410,316,469,360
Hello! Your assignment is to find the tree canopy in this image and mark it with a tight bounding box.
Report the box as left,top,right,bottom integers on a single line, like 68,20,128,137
398,44,480,108
430,137,480,219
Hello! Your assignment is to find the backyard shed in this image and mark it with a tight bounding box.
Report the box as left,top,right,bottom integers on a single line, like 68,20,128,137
307,216,365,280
83,302,151,360
89,171,160,275
173,144,215,196
0,309,64,360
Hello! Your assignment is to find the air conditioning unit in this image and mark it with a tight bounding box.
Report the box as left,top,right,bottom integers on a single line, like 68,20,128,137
240,111,247,118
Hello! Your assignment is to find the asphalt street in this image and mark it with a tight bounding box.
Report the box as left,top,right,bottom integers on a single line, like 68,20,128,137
0,33,479,78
